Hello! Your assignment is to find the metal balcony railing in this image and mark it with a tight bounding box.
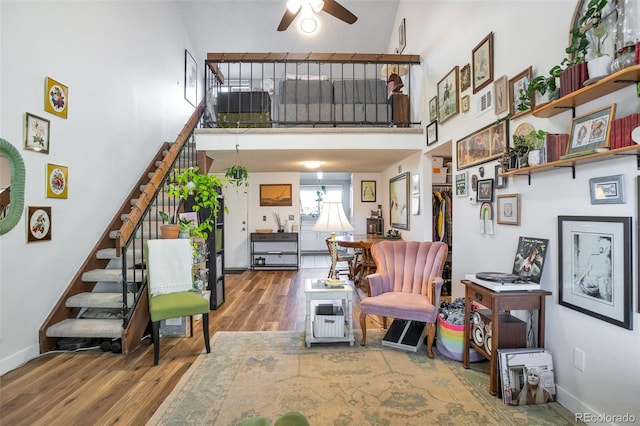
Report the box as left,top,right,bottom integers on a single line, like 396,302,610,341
203,53,421,129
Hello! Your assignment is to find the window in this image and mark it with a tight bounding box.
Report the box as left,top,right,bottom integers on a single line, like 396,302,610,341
300,185,342,217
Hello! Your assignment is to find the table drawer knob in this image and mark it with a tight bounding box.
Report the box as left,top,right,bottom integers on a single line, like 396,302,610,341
475,292,483,302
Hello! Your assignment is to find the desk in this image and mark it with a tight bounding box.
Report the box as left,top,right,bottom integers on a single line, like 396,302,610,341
461,279,552,395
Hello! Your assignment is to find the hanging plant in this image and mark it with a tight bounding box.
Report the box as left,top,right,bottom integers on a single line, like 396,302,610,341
224,164,249,188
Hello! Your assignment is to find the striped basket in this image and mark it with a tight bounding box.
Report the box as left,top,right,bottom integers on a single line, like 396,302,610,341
436,315,483,362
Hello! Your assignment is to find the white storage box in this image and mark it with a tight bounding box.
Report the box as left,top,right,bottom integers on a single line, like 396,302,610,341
433,166,448,183
313,305,345,337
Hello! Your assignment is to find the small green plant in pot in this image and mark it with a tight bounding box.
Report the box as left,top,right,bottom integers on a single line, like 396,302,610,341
513,130,549,168
224,164,249,189
167,166,228,239
158,210,194,239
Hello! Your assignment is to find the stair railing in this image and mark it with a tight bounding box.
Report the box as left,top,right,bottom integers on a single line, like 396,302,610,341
117,100,206,328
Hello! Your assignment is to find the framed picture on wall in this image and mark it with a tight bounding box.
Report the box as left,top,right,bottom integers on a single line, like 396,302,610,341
472,32,493,94
437,66,459,124
476,178,494,202
24,112,50,154
426,121,438,145
361,180,376,202
44,77,68,119
558,215,632,329
259,184,292,206
509,66,533,119
184,49,197,107
429,96,438,122
567,105,615,157
496,194,520,225
46,163,68,199
389,172,410,230
455,171,468,197
27,206,52,242
494,75,509,115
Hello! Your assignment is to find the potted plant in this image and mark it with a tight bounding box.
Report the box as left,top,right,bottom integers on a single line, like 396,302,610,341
513,130,549,168
167,166,227,239
158,211,194,239
518,66,562,111
224,164,249,189
584,0,613,79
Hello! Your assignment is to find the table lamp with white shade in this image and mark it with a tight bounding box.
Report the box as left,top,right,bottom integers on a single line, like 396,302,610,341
312,201,354,284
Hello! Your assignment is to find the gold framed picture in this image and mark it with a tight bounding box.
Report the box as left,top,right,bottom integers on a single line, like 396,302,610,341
46,163,68,199
259,184,292,206
44,77,68,119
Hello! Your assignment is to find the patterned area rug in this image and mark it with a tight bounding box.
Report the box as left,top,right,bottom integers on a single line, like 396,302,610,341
147,331,577,425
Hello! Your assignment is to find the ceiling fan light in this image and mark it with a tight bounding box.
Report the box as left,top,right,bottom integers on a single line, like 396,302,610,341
310,0,324,13
286,0,302,13
300,16,318,33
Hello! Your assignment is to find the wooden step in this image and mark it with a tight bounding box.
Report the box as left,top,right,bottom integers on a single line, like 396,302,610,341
66,292,134,308
82,268,145,283
45,319,123,339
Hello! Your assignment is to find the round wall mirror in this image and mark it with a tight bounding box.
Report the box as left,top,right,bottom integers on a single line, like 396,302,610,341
0,138,26,235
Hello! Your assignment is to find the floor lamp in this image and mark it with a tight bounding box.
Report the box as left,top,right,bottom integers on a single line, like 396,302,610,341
312,201,354,284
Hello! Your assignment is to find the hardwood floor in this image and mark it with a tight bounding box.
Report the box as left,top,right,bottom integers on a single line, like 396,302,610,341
0,262,379,425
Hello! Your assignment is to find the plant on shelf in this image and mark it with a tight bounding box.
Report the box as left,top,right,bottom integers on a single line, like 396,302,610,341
518,66,562,111
167,166,228,239
513,129,549,168
158,210,195,238
224,164,249,189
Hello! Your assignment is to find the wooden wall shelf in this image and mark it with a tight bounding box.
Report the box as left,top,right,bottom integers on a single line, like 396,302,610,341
532,65,640,118
501,145,640,181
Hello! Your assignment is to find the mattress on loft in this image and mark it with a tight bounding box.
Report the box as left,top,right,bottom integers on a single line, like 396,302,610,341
278,80,333,104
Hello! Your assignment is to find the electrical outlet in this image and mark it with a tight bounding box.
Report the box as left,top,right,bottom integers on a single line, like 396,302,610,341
263,215,267,221
574,347,585,371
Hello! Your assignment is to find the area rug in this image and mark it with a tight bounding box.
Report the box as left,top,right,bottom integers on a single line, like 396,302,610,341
147,331,577,425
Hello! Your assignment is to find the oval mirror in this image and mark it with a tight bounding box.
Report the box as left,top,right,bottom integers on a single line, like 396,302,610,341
0,138,26,235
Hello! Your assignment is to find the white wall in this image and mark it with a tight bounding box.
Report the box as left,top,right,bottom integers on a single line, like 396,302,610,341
0,1,197,374
394,0,639,422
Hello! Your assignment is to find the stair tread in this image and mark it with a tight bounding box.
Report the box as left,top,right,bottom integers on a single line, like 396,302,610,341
46,319,123,339
66,292,134,308
82,268,146,282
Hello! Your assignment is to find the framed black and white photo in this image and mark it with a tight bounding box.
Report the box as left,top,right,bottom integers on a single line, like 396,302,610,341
589,174,624,204
476,178,494,202
558,216,632,329
389,172,410,230
184,49,197,107
426,121,438,145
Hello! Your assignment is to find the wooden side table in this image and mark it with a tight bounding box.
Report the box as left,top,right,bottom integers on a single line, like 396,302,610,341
391,93,409,127
461,279,552,395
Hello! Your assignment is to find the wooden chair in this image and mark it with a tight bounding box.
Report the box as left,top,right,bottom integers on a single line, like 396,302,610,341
357,240,377,288
325,237,355,280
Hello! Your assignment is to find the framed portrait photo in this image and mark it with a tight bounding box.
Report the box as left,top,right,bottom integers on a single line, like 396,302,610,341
472,32,493,94
476,178,494,202
24,112,50,154
437,66,459,124
361,180,376,202
496,194,520,225
567,104,615,157
509,66,533,119
558,215,632,329
44,77,68,119
426,121,438,145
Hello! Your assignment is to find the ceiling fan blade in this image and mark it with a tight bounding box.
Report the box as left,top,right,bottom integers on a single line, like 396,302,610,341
322,0,357,24
277,8,300,31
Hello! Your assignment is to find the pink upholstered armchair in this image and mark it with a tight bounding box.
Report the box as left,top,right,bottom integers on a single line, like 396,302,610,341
359,240,449,358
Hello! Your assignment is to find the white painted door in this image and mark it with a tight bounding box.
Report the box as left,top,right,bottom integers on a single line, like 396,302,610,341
223,183,249,270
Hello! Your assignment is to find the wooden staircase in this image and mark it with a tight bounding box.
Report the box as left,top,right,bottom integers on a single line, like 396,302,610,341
39,102,205,354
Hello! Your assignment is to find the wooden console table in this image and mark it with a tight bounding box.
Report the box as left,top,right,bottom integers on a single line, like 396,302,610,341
461,279,552,395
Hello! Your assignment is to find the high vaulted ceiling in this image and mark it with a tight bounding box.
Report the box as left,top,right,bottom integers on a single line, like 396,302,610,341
176,1,442,173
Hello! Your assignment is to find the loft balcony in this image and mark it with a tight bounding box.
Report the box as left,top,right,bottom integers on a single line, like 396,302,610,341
196,53,425,172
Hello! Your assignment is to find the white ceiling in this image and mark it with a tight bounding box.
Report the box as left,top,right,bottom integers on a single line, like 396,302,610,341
176,1,447,173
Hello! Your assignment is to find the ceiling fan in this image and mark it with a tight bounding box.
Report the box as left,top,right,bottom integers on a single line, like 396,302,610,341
278,0,358,32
